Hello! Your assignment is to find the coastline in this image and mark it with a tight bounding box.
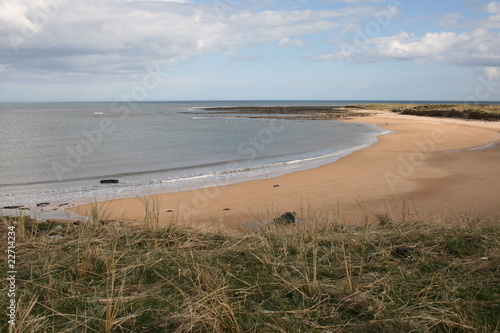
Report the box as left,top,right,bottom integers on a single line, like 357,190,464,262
73,109,500,229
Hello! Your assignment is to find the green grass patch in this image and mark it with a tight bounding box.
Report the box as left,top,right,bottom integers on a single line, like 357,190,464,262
348,103,500,121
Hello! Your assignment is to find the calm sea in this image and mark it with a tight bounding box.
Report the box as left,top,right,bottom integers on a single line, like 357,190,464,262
0,101,389,210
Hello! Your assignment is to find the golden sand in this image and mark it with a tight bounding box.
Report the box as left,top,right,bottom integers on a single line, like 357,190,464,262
74,111,500,229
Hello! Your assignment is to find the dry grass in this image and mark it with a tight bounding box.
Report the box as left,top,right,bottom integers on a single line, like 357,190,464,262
348,103,500,121
1,208,499,332
391,104,500,120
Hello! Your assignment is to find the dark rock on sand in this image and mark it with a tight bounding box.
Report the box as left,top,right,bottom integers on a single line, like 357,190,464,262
100,179,119,184
3,206,24,209
166,210,174,213
223,208,231,211
37,202,50,207
273,212,298,225
273,184,280,188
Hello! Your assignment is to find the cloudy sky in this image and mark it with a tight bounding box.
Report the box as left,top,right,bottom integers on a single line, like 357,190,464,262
0,0,499,102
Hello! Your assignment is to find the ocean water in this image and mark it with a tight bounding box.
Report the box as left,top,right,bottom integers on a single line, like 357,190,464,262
0,101,387,209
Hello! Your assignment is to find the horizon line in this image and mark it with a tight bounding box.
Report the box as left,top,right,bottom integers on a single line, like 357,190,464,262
1,99,500,104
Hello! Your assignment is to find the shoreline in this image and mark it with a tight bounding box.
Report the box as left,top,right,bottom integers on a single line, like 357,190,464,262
73,109,500,229
1,118,385,222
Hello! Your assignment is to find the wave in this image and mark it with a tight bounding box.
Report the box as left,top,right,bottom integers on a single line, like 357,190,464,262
0,125,389,208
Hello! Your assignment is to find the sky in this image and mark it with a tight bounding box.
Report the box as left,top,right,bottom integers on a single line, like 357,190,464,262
0,0,499,102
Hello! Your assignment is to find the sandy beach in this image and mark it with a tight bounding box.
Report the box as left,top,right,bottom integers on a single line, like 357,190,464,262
74,110,500,229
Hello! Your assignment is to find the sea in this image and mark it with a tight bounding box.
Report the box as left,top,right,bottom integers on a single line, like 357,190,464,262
1,100,482,217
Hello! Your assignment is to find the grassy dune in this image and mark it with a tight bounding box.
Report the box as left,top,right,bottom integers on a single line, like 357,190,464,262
2,208,499,332
348,103,500,121
201,104,500,121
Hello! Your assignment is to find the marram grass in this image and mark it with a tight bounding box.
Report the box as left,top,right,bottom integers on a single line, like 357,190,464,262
1,210,499,332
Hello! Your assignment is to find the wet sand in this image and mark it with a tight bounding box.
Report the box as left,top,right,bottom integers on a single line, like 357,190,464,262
74,110,500,230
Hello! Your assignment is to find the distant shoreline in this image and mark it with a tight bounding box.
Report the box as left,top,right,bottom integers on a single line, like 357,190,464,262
197,103,500,121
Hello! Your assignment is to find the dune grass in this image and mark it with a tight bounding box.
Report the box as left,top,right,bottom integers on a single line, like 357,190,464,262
348,103,500,120
1,209,499,332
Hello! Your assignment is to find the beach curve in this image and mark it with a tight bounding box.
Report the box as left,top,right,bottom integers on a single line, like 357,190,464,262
73,109,500,229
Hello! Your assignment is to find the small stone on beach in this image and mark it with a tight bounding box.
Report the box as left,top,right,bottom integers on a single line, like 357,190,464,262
100,179,120,184
273,212,298,225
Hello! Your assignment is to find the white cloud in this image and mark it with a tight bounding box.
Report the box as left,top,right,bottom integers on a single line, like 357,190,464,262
0,0,378,76
439,13,461,27
278,37,307,47
485,1,500,14
319,29,500,68
318,0,386,3
130,0,192,2
439,2,500,29
0,1,37,32
483,66,500,80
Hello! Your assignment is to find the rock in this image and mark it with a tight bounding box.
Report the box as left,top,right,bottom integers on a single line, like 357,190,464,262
273,212,298,225
223,208,231,211
100,179,119,184
37,202,50,207
273,185,280,188
2,206,24,209
59,203,69,207
166,210,174,213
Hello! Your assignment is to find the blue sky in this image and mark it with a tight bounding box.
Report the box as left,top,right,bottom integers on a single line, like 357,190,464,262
0,0,499,102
